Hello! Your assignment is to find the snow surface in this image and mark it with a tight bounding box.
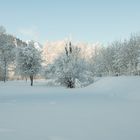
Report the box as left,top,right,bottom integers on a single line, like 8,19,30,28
0,76,140,140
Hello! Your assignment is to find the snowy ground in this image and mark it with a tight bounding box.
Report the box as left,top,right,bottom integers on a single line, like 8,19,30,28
0,76,140,140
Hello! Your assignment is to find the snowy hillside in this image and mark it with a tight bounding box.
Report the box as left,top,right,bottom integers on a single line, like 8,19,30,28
0,76,140,140
42,40,101,65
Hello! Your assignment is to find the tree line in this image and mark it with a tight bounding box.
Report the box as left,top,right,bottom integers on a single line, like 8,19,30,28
0,25,140,88
91,34,140,77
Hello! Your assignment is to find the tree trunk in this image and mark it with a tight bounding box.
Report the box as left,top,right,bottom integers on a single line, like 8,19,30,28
30,75,33,86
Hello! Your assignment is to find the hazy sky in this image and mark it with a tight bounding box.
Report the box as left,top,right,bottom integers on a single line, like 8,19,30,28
0,0,140,45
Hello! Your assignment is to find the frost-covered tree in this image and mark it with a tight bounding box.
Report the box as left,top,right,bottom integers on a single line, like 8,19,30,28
111,41,124,75
0,31,16,82
16,41,42,86
91,34,140,77
46,42,94,88
90,45,103,76
110,35,140,75
90,45,116,76
125,34,140,75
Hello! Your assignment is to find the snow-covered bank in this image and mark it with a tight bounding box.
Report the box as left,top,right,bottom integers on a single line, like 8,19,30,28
0,76,140,140
85,76,140,101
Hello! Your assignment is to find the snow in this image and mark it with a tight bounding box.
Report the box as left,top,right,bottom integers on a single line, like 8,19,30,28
0,76,140,140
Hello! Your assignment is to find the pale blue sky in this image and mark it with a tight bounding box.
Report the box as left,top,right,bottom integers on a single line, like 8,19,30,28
0,0,140,45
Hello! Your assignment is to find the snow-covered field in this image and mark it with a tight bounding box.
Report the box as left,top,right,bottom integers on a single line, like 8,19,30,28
0,76,140,140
